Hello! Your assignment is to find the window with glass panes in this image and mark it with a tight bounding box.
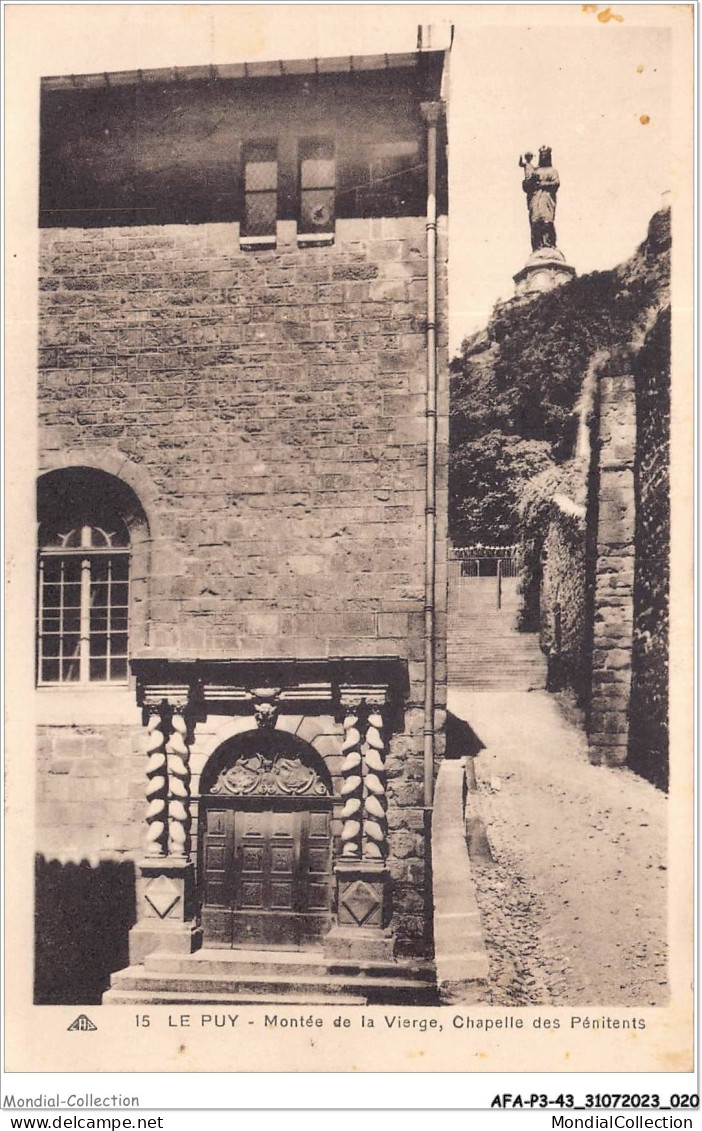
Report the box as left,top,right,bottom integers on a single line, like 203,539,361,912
37,521,130,685
242,141,278,238
299,139,335,234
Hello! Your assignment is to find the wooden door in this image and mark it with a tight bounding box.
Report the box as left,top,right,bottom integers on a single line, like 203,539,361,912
232,806,300,948
201,800,332,949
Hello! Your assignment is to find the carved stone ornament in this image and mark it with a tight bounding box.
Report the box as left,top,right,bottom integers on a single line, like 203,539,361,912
340,879,382,927
250,687,281,729
144,874,181,919
211,752,330,797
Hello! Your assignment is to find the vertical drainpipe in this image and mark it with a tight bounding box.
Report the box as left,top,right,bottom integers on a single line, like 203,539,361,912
420,99,443,809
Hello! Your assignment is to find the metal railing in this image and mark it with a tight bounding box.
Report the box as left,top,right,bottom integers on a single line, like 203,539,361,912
448,544,522,608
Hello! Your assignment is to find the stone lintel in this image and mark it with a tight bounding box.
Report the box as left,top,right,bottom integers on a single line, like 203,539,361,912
141,686,191,710
338,684,389,708
132,657,406,718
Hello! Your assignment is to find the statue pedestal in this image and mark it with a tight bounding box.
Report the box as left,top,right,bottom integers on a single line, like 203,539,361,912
513,247,575,297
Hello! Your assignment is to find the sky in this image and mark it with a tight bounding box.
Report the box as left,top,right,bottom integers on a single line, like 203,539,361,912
8,3,682,350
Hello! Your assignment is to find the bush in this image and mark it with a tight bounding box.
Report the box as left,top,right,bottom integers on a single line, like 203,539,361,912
449,215,668,544
516,464,576,630
449,432,553,546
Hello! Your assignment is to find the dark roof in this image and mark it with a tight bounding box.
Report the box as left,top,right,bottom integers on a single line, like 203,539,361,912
41,50,445,92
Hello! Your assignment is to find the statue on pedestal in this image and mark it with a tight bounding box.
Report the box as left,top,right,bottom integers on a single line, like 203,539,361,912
519,145,560,251
512,145,575,298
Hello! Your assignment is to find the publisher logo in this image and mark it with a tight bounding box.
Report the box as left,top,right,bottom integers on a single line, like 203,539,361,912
67,1014,97,1032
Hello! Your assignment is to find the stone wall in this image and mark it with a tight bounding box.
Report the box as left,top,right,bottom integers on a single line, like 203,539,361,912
37,723,145,858
35,722,143,1004
539,495,587,697
510,211,670,783
37,214,449,961
587,367,637,766
530,339,669,787
629,309,670,789
39,217,446,665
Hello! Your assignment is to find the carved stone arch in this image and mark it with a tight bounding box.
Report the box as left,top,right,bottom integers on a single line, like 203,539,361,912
37,449,161,542
37,462,153,652
198,728,335,948
198,717,258,765
200,729,333,799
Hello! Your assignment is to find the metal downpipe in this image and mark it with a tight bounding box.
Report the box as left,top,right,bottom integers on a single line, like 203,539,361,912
421,101,442,810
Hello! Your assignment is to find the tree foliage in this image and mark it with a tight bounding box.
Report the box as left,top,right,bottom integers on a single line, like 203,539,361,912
450,432,552,547
449,246,664,546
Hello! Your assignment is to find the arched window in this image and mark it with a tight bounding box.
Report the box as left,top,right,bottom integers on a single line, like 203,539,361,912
37,468,146,686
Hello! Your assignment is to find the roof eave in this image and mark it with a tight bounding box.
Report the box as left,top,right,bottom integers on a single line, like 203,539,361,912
41,49,447,92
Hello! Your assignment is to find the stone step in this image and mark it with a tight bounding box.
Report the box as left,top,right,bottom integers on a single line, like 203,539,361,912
448,640,543,646
445,669,544,678
145,949,433,982
448,669,546,682
448,630,541,636
448,659,546,669
449,660,547,665
112,969,435,996
450,616,522,621
446,617,547,691
103,987,364,1006
449,678,542,687
448,677,545,685
448,661,546,672
447,631,540,642
448,660,545,668
104,967,438,1006
448,655,545,664
450,660,543,665
448,659,544,665
448,662,543,669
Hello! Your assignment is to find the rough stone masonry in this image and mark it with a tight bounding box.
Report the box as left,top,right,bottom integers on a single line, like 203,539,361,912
36,53,450,977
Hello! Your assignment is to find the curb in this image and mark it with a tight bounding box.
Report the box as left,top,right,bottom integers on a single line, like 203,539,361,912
431,759,490,1003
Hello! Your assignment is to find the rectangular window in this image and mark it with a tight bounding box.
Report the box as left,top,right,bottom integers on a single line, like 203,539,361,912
241,141,278,246
299,138,335,243
37,552,130,685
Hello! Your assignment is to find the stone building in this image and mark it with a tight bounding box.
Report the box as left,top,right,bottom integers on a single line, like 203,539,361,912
35,37,450,1003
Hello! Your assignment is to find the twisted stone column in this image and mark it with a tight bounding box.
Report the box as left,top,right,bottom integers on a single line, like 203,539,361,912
166,709,191,857
144,710,168,857
363,708,388,860
131,685,201,963
326,701,392,959
340,712,363,857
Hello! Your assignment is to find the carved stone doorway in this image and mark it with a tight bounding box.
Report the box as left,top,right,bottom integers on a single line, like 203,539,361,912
198,731,334,950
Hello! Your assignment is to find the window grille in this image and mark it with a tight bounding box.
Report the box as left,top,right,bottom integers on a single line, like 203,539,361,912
242,141,278,239
37,521,130,685
299,139,335,235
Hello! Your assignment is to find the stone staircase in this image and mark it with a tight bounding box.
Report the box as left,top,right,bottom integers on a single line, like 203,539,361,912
102,947,438,1006
448,577,547,691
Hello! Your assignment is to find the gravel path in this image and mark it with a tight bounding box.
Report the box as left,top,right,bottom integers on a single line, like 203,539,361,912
448,689,668,1007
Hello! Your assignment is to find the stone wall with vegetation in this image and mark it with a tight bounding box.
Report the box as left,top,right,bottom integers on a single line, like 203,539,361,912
449,211,669,547
588,366,637,768
629,308,670,790
451,208,671,788
540,497,587,697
